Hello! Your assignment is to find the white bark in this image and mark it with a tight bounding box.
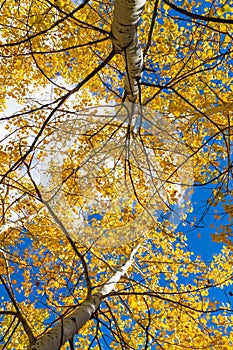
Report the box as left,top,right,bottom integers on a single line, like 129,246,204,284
124,37,143,101
29,245,140,350
111,0,146,102
111,0,146,53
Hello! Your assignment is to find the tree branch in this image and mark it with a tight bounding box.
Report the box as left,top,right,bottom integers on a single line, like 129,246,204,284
163,0,233,24
0,275,35,345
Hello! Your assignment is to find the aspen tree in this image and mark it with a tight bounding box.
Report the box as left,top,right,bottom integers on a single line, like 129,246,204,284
1,0,233,349
111,0,146,101
29,246,141,350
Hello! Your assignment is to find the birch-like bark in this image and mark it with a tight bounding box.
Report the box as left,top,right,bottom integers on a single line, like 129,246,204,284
124,37,143,102
29,245,140,350
111,0,146,102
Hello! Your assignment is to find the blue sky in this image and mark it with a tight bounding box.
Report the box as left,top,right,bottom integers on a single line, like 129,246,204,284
1,0,233,347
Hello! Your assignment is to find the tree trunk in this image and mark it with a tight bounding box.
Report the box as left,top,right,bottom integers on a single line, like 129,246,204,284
29,245,140,350
111,0,146,102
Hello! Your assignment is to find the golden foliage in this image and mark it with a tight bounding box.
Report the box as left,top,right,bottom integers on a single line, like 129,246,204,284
0,0,233,349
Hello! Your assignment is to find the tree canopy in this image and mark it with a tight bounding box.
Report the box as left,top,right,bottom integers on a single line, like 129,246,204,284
0,0,233,349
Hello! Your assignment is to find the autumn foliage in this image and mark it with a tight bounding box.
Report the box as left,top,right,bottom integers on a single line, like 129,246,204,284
0,0,233,349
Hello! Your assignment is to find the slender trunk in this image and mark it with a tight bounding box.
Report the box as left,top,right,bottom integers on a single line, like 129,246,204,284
124,37,143,102
29,245,140,350
111,0,146,102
